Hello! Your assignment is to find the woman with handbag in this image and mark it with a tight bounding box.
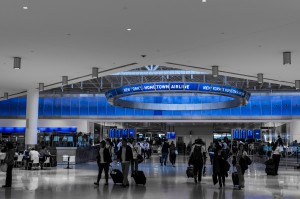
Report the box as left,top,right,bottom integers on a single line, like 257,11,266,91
2,142,15,188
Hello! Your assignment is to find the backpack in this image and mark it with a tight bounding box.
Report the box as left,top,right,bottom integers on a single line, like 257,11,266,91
192,145,203,162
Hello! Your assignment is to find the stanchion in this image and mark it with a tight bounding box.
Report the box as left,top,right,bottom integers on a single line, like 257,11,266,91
65,156,72,169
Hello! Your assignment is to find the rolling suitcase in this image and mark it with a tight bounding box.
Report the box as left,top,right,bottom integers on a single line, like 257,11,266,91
110,169,123,184
133,170,146,185
186,166,194,178
265,159,276,176
232,172,239,186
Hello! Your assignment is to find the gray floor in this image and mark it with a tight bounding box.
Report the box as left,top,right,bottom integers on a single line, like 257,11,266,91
0,155,300,199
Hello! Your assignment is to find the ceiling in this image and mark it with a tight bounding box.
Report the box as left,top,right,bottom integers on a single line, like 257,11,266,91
1,0,300,98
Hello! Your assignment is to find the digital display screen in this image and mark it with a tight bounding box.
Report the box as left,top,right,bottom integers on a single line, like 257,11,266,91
109,128,115,138
254,129,261,139
233,129,240,139
167,132,176,139
129,128,135,138
247,130,253,139
122,129,129,138
240,129,246,139
116,129,122,138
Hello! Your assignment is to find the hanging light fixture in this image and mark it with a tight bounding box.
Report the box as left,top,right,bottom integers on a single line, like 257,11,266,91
283,52,291,65
212,65,219,77
295,80,300,90
62,76,68,85
13,57,21,69
257,73,263,84
92,67,98,79
39,83,44,91
3,92,8,100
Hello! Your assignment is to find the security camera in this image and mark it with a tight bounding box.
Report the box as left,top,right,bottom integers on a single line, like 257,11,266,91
141,55,147,58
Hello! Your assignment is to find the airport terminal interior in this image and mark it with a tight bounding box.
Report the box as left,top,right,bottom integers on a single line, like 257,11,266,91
1,0,300,198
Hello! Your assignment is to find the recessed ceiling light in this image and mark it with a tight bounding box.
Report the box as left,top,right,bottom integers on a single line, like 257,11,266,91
202,0,207,2
126,28,132,31
23,6,28,10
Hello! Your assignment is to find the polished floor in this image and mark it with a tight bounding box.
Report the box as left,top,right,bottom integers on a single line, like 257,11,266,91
0,156,300,199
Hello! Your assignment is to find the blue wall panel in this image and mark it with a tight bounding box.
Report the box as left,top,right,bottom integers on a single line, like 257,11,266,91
2,93,300,118
61,97,71,116
53,98,62,116
70,98,79,116
88,97,97,115
79,97,89,115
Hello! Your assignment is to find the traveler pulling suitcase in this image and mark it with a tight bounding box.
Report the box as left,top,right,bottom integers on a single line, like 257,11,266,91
110,169,123,184
186,166,194,178
133,170,147,185
232,172,239,186
265,159,276,176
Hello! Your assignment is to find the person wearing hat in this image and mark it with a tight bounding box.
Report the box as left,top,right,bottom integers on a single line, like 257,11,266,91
117,139,133,187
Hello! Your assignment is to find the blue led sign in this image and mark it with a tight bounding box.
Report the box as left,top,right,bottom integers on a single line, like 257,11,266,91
106,82,251,110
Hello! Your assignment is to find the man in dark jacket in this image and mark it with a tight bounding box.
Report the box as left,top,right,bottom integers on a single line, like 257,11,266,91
117,139,133,187
2,142,15,188
94,141,112,186
161,139,170,166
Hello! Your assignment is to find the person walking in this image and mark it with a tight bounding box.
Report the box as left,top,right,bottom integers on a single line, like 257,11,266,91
117,139,133,187
130,140,142,176
2,142,15,188
161,139,170,166
189,139,206,183
213,141,228,188
94,141,112,186
235,143,248,190
169,141,177,167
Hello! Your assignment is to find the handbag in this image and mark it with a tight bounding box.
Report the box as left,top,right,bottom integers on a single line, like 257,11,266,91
134,147,144,164
0,163,7,172
175,150,178,155
137,154,144,164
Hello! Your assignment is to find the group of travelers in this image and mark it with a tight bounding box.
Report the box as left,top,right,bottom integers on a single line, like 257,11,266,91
94,138,143,187
1,135,284,190
0,142,52,188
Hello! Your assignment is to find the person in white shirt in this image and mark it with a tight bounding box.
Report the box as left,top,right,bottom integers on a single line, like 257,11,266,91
117,139,133,187
28,148,40,170
129,140,142,175
272,140,281,175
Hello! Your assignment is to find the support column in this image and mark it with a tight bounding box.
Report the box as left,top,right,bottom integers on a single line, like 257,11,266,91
289,120,300,144
25,88,39,147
